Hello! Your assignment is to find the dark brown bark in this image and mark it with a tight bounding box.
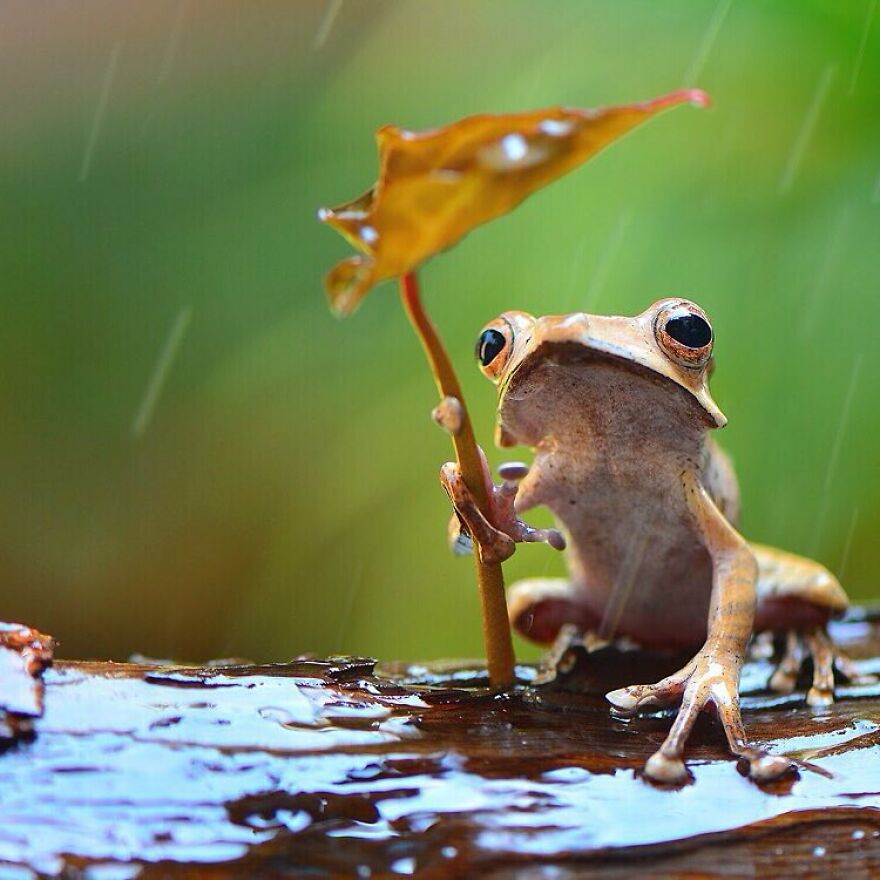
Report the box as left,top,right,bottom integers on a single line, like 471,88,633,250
3,615,880,877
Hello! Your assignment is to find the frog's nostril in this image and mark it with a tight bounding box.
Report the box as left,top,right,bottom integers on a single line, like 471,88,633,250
540,312,590,342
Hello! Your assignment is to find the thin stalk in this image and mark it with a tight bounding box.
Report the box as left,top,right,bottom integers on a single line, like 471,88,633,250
399,271,515,687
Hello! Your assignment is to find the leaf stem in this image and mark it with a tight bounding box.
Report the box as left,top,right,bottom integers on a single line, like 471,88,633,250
399,271,515,687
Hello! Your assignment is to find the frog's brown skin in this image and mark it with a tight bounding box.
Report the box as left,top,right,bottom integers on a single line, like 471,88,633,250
442,298,870,785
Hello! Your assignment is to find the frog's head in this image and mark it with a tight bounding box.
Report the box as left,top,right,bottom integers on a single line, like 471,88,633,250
475,299,726,448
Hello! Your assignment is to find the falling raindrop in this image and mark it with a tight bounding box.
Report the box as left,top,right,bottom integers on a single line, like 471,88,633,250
314,0,344,50
799,206,850,339
682,0,733,87
823,355,862,495
778,65,836,194
849,0,877,95
811,352,863,553
335,562,364,648
79,41,123,182
157,0,191,86
585,213,628,311
838,506,860,582
599,514,649,641
131,306,194,439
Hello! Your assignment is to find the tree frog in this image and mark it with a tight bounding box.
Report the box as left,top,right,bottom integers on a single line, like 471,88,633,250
441,298,870,784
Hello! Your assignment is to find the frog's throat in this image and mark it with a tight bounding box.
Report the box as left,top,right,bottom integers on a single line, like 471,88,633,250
496,345,725,449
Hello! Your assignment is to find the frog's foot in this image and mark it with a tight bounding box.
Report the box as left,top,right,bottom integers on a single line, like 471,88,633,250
528,622,611,685
749,630,776,660
768,627,878,707
440,459,565,565
533,623,584,685
607,651,795,785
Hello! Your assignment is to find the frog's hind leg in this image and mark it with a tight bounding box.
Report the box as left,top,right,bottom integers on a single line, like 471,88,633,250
767,630,805,695
804,628,837,706
507,578,602,646
766,627,875,706
609,653,792,784
509,580,608,686
607,478,797,785
754,544,876,706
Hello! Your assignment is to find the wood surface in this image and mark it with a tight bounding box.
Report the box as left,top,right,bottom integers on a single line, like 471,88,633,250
3,614,880,877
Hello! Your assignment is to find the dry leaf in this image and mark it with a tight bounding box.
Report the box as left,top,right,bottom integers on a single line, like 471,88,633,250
318,89,709,315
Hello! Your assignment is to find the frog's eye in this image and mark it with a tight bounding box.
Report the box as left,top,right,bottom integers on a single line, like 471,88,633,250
655,303,713,368
477,329,505,365
475,320,513,380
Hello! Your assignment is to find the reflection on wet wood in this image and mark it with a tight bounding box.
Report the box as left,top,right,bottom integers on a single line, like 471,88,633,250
3,615,880,876
0,622,53,742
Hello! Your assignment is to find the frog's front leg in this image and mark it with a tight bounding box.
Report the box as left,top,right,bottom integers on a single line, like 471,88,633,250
606,471,794,785
440,452,565,565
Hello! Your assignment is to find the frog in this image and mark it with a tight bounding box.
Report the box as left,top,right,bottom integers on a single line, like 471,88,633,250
440,297,872,784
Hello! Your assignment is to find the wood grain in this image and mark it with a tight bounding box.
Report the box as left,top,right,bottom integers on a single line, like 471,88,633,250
3,614,880,877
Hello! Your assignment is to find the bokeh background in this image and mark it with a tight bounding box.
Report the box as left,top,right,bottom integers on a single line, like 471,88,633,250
2,1,878,663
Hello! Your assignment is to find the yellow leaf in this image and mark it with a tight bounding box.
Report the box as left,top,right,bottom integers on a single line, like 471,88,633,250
318,89,709,316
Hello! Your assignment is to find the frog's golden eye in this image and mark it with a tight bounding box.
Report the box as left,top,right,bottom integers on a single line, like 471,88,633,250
655,303,713,369
475,320,513,380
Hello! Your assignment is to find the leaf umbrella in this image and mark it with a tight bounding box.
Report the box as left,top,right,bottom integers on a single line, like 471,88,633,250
319,89,709,685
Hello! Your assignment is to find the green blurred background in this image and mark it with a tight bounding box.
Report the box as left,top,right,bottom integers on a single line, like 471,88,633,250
1,1,878,663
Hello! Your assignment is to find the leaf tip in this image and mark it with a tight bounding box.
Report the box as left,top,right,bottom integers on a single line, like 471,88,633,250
324,255,374,318
682,88,712,109
643,88,712,113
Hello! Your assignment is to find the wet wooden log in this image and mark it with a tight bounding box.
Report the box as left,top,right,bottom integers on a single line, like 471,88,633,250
4,615,880,877
0,623,53,742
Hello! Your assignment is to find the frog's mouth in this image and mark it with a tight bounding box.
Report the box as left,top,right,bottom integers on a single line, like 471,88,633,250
497,341,724,448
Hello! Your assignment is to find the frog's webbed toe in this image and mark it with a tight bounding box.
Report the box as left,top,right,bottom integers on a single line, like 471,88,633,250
494,462,566,550
606,661,695,715
767,627,877,707
532,623,586,684
439,461,515,565
608,653,796,785
439,459,565,566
